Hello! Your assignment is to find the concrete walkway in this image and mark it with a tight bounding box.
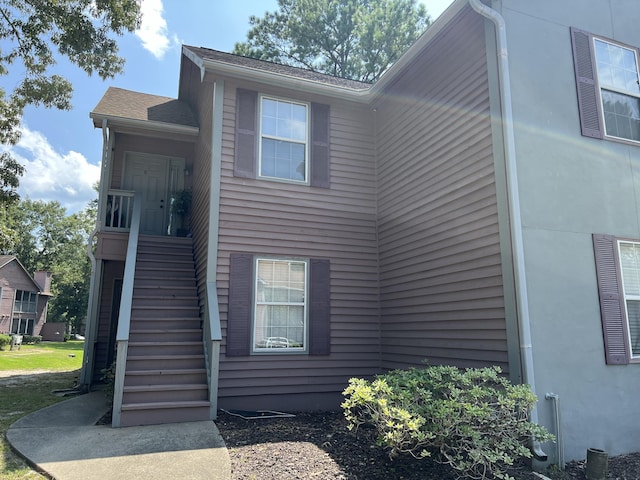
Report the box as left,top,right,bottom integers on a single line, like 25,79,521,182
7,391,231,480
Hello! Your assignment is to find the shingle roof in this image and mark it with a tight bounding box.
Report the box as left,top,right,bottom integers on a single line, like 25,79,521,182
91,87,198,128
0,255,15,269
183,46,371,91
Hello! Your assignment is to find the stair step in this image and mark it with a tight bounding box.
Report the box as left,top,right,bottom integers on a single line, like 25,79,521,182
128,320,201,330
122,383,208,403
119,402,211,426
122,400,210,411
124,368,207,386
128,341,203,356
129,329,202,342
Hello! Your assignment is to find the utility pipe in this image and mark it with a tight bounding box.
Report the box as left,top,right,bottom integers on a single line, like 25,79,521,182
467,0,547,460
545,393,564,469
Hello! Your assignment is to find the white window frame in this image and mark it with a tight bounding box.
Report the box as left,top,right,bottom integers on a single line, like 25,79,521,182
257,95,310,184
593,36,640,144
617,240,640,359
252,257,308,354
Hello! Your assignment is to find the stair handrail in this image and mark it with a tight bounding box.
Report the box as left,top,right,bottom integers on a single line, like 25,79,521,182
111,191,142,427
204,281,222,419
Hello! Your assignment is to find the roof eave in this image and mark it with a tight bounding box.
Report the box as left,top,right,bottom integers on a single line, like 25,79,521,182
89,113,199,137
182,0,467,104
197,57,372,103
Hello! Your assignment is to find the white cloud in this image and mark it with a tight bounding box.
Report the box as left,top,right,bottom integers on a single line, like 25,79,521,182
7,126,100,213
135,0,178,59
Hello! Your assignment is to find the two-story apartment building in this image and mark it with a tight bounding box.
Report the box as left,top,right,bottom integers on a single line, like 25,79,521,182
81,0,640,464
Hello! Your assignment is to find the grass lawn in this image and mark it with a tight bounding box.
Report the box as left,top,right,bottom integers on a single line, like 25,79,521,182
0,341,86,479
0,340,85,371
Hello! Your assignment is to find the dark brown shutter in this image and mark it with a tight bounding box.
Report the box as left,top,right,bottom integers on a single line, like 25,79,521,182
310,103,330,188
227,253,254,356
592,234,630,364
234,89,258,178
309,258,331,355
570,27,603,139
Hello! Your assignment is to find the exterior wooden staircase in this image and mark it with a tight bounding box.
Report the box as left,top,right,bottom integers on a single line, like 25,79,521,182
119,235,210,427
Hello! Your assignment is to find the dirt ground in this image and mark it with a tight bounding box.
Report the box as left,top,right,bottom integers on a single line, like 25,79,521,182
216,410,640,480
217,410,628,480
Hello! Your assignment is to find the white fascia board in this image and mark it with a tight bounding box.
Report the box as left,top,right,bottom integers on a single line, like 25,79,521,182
200,58,372,103
89,113,199,137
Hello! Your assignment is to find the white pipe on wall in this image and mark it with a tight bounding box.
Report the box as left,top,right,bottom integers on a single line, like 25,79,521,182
467,0,547,460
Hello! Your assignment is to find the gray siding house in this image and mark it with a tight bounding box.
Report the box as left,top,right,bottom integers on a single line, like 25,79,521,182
81,0,640,465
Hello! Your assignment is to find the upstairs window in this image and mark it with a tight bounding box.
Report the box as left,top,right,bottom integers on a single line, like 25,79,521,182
594,39,640,142
234,89,330,188
259,97,309,183
571,27,640,143
14,290,37,314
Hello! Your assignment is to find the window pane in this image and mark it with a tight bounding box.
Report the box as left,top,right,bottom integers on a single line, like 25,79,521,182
620,243,640,295
626,300,640,356
255,259,306,350
601,90,640,142
595,39,640,94
261,139,306,181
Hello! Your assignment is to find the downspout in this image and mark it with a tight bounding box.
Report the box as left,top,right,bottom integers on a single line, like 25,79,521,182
467,0,547,460
205,79,225,419
81,119,110,387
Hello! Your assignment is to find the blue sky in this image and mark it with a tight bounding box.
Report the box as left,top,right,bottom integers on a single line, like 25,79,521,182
7,0,454,213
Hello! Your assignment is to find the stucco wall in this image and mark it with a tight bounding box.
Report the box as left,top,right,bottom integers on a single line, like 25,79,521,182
498,0,640,462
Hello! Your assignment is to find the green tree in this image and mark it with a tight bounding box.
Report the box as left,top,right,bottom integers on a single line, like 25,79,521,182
6,198,95,333
0,0,141,205
233,0,430,83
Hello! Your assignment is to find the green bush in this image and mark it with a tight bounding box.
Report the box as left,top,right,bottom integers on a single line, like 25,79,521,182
342,365,554,480
0,334,10,350
22,335,42,344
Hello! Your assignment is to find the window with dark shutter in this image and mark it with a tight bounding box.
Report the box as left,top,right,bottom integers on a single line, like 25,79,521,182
234,90,330,188
571,27,640,142
592,234,630,364
227,253,254,356
227,254,331,355
309,258,331,355
234,89,258,178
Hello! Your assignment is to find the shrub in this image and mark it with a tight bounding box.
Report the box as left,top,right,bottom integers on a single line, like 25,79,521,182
22,335,42,344
342,365,554,480
0,334,10,350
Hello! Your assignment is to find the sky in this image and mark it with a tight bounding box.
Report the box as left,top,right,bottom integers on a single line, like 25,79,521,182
6,0,455,214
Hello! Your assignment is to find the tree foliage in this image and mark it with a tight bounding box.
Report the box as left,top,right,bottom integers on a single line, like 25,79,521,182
3,198,95,333
0,0,141,205
233,0,430,83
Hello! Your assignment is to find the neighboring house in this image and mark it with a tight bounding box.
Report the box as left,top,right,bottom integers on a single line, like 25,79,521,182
0,256,53,336
81,0,640,465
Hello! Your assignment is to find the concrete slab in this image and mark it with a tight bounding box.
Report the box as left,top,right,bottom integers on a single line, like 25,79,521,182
7,392,231,480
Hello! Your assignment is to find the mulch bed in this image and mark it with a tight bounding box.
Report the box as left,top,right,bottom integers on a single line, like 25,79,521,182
215,410,542,480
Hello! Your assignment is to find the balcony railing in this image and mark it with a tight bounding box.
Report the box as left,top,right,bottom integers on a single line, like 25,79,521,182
104,190,134,231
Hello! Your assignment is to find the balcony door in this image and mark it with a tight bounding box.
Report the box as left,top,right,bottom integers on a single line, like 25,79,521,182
123,152,186,236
